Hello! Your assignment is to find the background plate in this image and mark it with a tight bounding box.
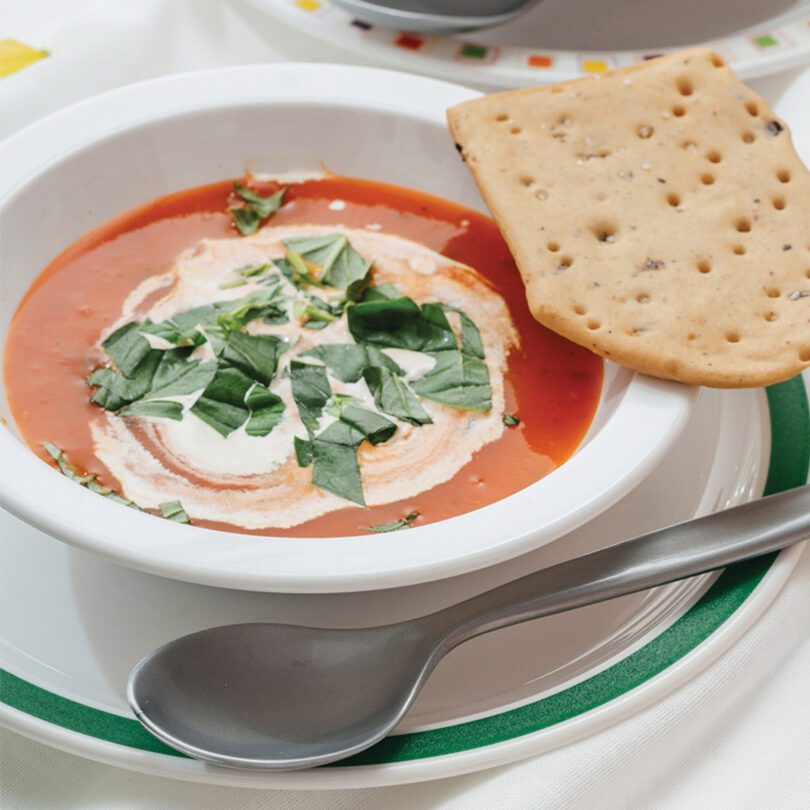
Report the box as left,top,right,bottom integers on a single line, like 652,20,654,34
2,378,808,788
248,0,810,87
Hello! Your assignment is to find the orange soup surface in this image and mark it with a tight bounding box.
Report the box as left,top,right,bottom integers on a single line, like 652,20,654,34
4,176,603,536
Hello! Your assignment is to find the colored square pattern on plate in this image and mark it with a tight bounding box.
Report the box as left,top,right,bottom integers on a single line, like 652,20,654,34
527,54,554,69
455,43,500,64
395,34,424,51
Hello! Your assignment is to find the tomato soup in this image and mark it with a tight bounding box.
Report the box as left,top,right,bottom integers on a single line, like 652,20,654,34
4,176,603,536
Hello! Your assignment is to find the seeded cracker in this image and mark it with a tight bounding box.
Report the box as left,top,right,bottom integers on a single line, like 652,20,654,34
447,48,810,387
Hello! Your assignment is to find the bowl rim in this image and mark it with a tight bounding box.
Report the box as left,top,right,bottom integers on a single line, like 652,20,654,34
0,63,698,592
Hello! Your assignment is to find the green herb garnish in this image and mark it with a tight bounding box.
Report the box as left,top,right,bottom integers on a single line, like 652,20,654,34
119,400,184,420
349,298,492,412
159,500,190,523
42,443,142,510
245,385,286,437
363,511,420,533
85,228,496,509
230,183,286,235
503,413,520,427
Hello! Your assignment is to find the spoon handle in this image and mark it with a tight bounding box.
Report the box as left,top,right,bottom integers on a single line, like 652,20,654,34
432,484,810,649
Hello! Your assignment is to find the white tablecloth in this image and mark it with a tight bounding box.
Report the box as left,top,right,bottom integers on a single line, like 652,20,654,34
1,2,809,807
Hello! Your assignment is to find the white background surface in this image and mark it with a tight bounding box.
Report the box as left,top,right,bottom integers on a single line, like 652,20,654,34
1,1,809,807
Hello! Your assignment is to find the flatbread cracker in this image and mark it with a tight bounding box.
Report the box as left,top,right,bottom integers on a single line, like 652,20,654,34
447,48,810,387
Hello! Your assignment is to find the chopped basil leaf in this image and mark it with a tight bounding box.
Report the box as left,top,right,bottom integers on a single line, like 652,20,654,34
150,356,217,398
294,435,313,467
102,322,154,376
87,349,163,411
348,297,491,412
284,234,346,265
234,183,286,219
159,500,190,523
363,511,420,533
294,299,338,328
219,278,247,290
503,413,520,427
322,243,371,299
347,297,456,352
119,400,184,420
301,343,401,383
216,287,286,332
167,304,220,334
311,429,365,505
332,404,396,446
411,348,491,413
42,443,142,509
140,319,204,348
190,366,253,437
230,206,261,236
290,360,331,434
236,263,271,278
284,234,371,299
216,331,285,386
245,385,285,437
363,366,432,426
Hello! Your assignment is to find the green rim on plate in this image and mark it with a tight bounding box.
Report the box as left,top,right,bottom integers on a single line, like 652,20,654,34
2,378,808,766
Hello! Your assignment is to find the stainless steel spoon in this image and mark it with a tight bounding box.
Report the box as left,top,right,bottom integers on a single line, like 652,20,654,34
129,484,809,771
329,0,542,35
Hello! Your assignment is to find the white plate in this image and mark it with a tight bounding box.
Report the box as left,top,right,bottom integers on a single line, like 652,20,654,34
1,378,808,788
249,0,810,88
0,64,695,593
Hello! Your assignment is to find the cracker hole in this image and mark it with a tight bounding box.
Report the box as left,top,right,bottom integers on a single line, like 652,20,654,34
735,218,751,233
805,268,810,280
697,259,712,274
587,319,601,331
520,176,533,187
592,223,617,242
700,172,715,185
732,244,746,256
677,77,694,96
773,196,786,210
667,192,681,207
764,311,778,322
777,168,791,183
510,126,522,135
766,287,780,298
725,330,741,344
558,256,573,270
558,115,573,127
547,241,560,253
535,189,549,201
573,304,587,316
496,114,509,122
681,140,698,151
707,150,722,163
687,332,698,341
636,293,651,304
745,101,759,117
800,348,810,363
637,124,654,138
711,53,725,68
672,105,686,117
742,131,756,144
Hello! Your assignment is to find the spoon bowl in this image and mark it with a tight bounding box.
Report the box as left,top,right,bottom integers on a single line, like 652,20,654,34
129,621,439,769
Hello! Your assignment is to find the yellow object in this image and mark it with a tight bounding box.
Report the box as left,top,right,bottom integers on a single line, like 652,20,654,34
294,0,321,12
581,59,609,74
0,38,48,77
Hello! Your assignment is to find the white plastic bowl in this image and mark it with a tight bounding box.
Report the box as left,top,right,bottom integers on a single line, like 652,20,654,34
0,64,697,592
